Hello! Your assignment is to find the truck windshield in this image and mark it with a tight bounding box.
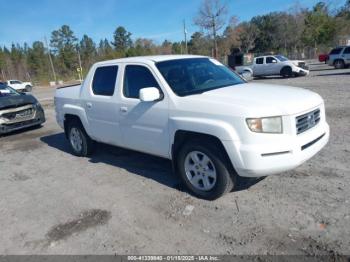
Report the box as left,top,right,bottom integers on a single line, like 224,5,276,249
156,58,245,96
275,55,289,62
0,83,19,97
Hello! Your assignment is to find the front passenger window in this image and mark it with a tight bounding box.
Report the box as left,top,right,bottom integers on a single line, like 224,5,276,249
123,65,160,99
266,57,277,63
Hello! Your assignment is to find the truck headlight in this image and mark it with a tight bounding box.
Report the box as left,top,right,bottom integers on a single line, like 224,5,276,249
246,116,282,133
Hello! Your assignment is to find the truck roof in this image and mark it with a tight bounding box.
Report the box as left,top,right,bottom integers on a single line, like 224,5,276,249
94,55,207,66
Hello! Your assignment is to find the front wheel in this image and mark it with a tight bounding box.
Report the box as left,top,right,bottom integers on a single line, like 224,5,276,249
67,121,95,157
177,139,236,200
25,85,32,92
280,67,293,78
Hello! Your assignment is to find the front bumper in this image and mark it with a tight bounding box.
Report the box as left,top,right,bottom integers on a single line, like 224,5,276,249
293,67,309,76
222,121,329,177
0,107,45,134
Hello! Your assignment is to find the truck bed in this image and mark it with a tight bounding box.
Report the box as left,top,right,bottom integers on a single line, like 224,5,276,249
54,84,82,128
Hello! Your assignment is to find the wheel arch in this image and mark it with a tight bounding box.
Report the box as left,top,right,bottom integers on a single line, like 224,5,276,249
280,65,292,74
242,67,253,74
333,58,345,65
63,113,90,139
61,104,89,134
171,130,236,176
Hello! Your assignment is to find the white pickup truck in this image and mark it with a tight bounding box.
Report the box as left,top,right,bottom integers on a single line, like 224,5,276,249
6,80,33,92
54,55,329,199
237,55,309,78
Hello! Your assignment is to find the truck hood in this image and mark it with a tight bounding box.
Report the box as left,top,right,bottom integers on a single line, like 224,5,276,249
0,94,37,110
290,60,306,67
181,83,323,117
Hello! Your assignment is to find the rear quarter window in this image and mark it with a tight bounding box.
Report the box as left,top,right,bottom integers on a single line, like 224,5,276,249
92,65,118,96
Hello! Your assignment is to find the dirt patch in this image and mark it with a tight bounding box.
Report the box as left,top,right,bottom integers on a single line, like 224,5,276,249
5,140,43,153
11,172,31,181
46,209,111,243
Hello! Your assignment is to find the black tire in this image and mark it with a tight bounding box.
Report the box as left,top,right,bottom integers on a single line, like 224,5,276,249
176,139,236,200
66,120,95,157
334,60,345,69
280,66,293,78
25,85,32,92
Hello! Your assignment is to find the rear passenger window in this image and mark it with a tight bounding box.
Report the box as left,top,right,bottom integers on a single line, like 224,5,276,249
255,58,264,64
92,66,118,96
123,65,159,99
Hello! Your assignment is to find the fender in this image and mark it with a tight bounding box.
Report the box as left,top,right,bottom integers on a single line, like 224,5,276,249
62,104,91,136
169,116,240,146
242,67,253,74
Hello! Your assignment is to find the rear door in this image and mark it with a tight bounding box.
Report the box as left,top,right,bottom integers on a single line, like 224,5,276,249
119,63,170,158
84,65,122,145
342,47,350,65
252,57,265,76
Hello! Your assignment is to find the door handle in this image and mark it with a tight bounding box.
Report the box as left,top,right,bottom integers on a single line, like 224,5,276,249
86,102,92,109
120,106,128,113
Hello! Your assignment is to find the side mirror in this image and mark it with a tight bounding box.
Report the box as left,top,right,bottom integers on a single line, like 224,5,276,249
139,87,161,102
272,59,277,63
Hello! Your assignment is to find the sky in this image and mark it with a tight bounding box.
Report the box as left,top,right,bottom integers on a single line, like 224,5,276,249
0,0,346,47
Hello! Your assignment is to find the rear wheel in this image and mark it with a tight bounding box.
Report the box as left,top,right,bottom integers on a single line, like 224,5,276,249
334,60,345,69
177,139,236,200
67,120,95,156
280,67,293,78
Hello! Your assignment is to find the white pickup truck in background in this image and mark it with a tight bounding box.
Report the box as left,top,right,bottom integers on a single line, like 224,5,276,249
6,80,33,92
237,55,309,78
54,55,329,199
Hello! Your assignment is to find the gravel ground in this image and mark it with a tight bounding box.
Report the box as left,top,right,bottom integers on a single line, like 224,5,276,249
0,62,349,255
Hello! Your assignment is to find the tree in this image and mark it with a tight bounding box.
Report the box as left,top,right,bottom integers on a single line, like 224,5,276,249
171,42,182,54
98,38,115,60
220,16,241,55
236,22,258,53
50,25,78,77
79,35,96,72
302,2,336,53
27,41,50,81
127,38,156,57
188,32,211,55
160,40,173,55
112,26,132,54
194,0,228,58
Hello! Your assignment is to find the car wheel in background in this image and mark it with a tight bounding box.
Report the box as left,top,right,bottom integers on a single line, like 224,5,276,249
334,60,345,69
177,139,236,200
25,85,32,92
280,66,293,78
67,120,95,157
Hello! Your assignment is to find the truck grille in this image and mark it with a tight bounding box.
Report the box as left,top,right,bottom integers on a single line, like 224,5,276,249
1,105,35,124
296,109,320,134
298,62,309,70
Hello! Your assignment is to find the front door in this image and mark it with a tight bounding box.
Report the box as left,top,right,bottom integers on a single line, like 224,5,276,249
119,64,169,158
265,56,279,75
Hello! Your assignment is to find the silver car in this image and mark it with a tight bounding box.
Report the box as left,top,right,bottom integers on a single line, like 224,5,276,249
328,46,350,69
